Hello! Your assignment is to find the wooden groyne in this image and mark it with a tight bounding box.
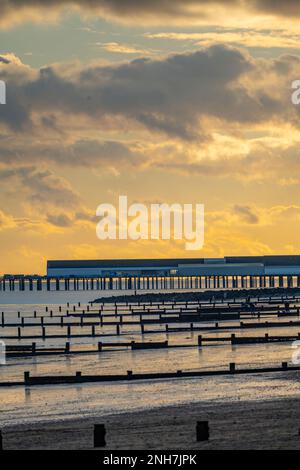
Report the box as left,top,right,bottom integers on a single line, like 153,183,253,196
4,330,300,360
0,362,298,387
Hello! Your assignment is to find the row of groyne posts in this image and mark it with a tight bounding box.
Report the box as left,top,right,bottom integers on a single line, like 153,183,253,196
0,421,211,450
2,295,300,380
1,415,300,449
1,274,300,291
2,295,300,352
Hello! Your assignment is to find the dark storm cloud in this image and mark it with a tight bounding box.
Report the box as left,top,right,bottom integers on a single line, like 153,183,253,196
1,45,286,140
2,0,300,26
0,166,80,208
233,204,259,224
46,212,73,227
0,139,141,167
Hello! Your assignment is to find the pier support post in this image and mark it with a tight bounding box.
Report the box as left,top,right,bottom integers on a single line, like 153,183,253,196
229,362,236,374
94,424,106,448
282,362,288,370
198,335,202,347
196,421,209,442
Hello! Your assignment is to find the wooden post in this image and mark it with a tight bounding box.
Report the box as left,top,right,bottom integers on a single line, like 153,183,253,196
32,342,36,354
196,421,209,441
282,362,288,370
92,325,95,336
231,334,236,344
198,335,202,347
98,342,102,351
76,371,82,381
229,362,236,373
116,324,120,335
1,312,4,328
94,424,106,448
65,342,70,353
24,371,30,384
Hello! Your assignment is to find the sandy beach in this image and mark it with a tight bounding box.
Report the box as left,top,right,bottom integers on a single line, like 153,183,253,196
3,395,300,450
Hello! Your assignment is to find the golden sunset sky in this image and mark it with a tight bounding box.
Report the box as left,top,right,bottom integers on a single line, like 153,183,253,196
1,0,300,274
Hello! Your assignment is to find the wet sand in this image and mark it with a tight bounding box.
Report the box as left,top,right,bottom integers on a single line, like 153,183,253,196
3,396,300,450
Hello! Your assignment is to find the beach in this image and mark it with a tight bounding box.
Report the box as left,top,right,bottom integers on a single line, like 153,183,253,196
3,394,300,450
2,296,300,451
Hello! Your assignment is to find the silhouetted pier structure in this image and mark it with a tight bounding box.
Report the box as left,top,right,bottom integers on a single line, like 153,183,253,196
1,273,300,292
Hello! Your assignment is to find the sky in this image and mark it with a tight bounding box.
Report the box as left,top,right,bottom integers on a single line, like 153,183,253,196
1,0,300,274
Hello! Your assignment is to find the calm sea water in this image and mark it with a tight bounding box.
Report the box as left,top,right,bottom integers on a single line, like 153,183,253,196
0,292,299,428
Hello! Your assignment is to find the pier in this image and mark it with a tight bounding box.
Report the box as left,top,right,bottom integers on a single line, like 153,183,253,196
1,273,300,293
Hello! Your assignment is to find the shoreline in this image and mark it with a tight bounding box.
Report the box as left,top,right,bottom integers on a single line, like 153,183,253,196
3,395,300,450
